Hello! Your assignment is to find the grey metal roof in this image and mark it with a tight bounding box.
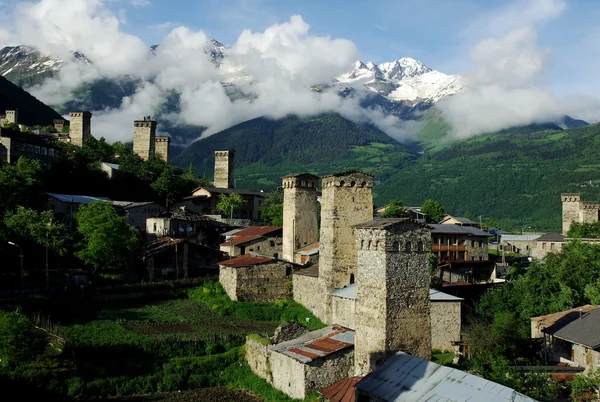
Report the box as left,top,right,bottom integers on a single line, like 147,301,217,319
535,232,567,242
101,162,120,170
331,286,463,302
429,289,464,302
353,218,430,230
500,234,541,242
355,352,537,402
544,307,600,349
429,224,491,237
46,192,111,204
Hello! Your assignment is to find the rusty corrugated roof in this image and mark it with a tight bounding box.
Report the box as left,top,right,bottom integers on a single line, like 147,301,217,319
219,254,274,268
269,325,354,364
220,226,282,247
321,377,362,402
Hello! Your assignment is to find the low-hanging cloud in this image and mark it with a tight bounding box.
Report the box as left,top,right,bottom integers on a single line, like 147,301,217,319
4,0,421,144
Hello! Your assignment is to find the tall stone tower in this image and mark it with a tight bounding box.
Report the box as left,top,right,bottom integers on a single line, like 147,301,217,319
282,173,319,263
5,110,18,125
562,193,581,235
319,170,373,291
69,111,92,147
155,136,171,164
354,218,432,376
53,119,66,132
133,118,157,161
214,149,235,188
581,201,600,226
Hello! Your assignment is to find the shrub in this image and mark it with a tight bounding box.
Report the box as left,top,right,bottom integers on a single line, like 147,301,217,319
0,309,47,367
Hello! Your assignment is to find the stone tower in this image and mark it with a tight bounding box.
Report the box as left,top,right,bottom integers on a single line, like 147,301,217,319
5,110,18,125
69,111,92,147
282,173,319,263
319,170,374,291
53,119,66,132
354,218,432,376
155,136,171,164
581,201,600,226
562,193,581,235
133,118,157,161
214,149,235,188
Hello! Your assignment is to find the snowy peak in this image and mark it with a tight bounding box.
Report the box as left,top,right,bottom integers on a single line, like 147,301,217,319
337,57,462,104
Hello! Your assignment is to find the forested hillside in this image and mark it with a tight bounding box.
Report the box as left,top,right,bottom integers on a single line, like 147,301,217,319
0,75,63,127
173,113,415,189
378,124,600,231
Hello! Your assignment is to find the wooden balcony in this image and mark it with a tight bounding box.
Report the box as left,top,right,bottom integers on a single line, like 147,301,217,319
432,244,466,252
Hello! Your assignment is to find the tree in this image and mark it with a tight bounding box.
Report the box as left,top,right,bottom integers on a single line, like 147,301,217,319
567,221,600,239
151,166,177,207
0,309,46,367
75,201,138,274
380,199,407,218
421,199,445,223
216,193,247,219
3,207,69,254
260,189,284,225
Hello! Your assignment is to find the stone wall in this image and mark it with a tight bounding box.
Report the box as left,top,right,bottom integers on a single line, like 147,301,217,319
246,336,272,382
69,111,92,147
133,120,156,161
331,295,356,329
243,236,283,258
531,241,564,260
219,266,238,301
5,110,17,124
430,301,461,351
292,274,321,319
0,134,62,165
305,349,354,395
214,149,234,188
220,262,290,302
354,221,432,376
282,174,319,262
562,194,582,235
155,136,171,164
573,343,600,374
270,349,307,400
465,238,488,261
580,201,600,225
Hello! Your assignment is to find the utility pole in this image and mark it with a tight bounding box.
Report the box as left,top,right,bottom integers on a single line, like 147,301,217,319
46,228,49,289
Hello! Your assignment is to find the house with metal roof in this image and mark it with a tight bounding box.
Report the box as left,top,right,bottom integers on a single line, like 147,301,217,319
100,161,119,178
219,226,283,258
439,214,481,227
354,352,537,402
429,224,492,264
533,306,600,374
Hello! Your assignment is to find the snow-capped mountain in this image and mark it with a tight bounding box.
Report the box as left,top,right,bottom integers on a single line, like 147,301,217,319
336,58,462,104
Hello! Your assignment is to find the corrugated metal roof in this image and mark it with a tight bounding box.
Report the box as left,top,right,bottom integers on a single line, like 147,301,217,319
439,215,479,225
429,289,464,301
331,285,463,302
270,325,354,364
219,254,274,268
46,192,111,204
297,242,319,255
321,376,362,402
220,226,282,247
500,234,541,241
355,352,537,402
535,232,567,242
430,224,491,236
101,162,120,170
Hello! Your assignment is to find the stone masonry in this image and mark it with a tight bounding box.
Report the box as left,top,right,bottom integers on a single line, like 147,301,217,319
155,136,171,164
53,119,65,132
219,260,290,302
133,119,157,161
69,111,92,147
214,149,235,188
562,193,600,235
354,219,432,376
282,173,319,262
5,110,18,125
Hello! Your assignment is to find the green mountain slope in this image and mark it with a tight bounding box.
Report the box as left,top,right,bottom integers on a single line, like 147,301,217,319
172,114,415,189
378,124,600,231
0,75,64,126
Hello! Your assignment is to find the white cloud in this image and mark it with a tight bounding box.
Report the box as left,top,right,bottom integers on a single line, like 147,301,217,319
131,0,150,7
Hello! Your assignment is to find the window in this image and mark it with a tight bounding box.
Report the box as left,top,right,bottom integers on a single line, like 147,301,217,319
392,241,399,252
479,256,483,261
417,241,424,253
273,253,278,259
257,246,261,251
551,243,555,250
270,240,275,247
542,243,547,250
471,240,475,247
367,240,372,250
405,242,412,253
350,274,355,284
153,222,157,232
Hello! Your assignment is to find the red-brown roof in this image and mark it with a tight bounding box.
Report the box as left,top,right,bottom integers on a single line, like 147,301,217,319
270,325,354,363
296,242,319,253
220,226,282,247
531,305,598,327
321,377,362,402
218,254,274,268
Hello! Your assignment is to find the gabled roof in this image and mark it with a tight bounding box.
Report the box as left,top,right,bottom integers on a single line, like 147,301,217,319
294,264,319,278
439,215,479,225
296,242,319,255
112,201,158,209
220,226,282,247
46,192,111,204
218,254,274,268
153,208,216,222
101,162,120,170
144,237,224,257
269,325,354,364
536,232,567,242
355,352,536,402
429,224,491,237
500,234,541,242
542,307,600,348
532,305,598,327
191,186,266,197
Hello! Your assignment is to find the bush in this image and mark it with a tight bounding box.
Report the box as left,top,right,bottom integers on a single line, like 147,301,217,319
0,309,47,367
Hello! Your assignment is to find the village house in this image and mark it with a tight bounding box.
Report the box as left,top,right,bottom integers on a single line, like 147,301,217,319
43,192,112,225
144,237,224,281
112,201,164,233
374,205,427,223
219,226,283,258
430,224,491,262
100,162,119,178
0,127,63,164
146,207,230,247
562,193,600,235
438,214,481,227
219,254,292,302
531,305,600,374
